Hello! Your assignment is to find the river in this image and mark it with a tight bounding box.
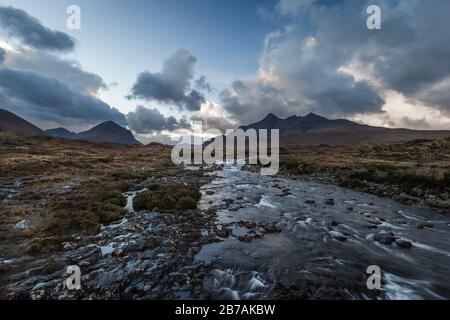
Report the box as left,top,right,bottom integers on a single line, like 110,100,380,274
1,164,449,300
194,163,450,300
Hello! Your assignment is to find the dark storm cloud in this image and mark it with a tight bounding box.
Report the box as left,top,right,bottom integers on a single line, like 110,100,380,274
220,1,385,124
222,0,450,124
220,80,302,125
6,49,106,95
307,0,450,114
126,106,190,134
128,49,205,111
0,6,75,52
307,75,385,115
0,47,5,63
362,1,450,96
0,68,125,125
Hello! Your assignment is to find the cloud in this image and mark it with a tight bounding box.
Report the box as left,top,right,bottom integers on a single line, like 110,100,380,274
308,0,450,116
0,47,5,63
221,0,450,126
400,116,432,130
195,75,214,93
0,6,75,52
191,101,235,132
220,1,385,124
220,80,303,124
5,48,106,95
0,68,125,125
134,132,179,145
126,105,190,134
128,49,205,111
0,11,120,129
324,0,450,116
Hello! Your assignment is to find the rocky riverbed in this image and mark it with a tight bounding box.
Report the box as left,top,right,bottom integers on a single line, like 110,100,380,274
1,163,449,300
194,163,450,300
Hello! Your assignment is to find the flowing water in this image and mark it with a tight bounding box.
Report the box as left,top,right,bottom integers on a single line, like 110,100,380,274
195,163,450,300
1,165,449,300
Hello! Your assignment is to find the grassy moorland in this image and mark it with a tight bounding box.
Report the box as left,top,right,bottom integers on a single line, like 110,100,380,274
0,131,449,300
278,138,450,211
0,131,196,256
2,132,448,259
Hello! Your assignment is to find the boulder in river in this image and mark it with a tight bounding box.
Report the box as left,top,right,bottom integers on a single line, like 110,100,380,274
396,239,413,249
374,232,397,245
417,223,434,229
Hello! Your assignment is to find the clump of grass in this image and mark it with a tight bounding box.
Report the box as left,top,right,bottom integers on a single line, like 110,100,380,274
24,236,65,253
384,170,450,193
46,180,128,235
96,157,114,164
279,159,315,175
340,166,450,194
352,144,374,156
339,177,368,189
133,184,201,211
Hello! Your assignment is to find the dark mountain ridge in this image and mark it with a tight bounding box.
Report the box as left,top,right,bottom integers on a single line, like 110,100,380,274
241,113,359,132
240,113,450,145
2,108,450,146
73,121,141,145
46,127,76,138
0,108,44,135
0,108,140,145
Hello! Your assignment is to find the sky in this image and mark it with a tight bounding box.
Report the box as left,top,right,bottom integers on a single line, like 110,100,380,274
0,0,450,143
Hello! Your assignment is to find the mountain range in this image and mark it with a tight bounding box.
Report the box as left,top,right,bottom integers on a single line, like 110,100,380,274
0,108,140,145
241,113,450,145
1,107,450,146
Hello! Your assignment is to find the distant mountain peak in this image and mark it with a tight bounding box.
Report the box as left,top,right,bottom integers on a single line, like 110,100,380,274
264,113,280,120
74,121,141,145
102,120,119,126
94,121,122,129
240,112,450,145
0,108,44,135
242,112,359,134
303,112,325,120
46,127,75,138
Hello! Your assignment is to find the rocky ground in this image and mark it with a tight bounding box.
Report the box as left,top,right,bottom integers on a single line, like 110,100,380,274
274,138,450,212
0,132,449,300
0,164,283,300
0,132,218,299
1,173,217,300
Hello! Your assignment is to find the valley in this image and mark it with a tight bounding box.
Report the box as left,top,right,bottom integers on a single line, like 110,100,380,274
0,130,448,299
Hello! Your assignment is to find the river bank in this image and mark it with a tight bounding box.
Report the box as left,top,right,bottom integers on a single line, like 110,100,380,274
1,134,449,300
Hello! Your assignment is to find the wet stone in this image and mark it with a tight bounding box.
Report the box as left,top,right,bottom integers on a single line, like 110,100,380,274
374,233,397,245
417,223,434,229
396,239,413,249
